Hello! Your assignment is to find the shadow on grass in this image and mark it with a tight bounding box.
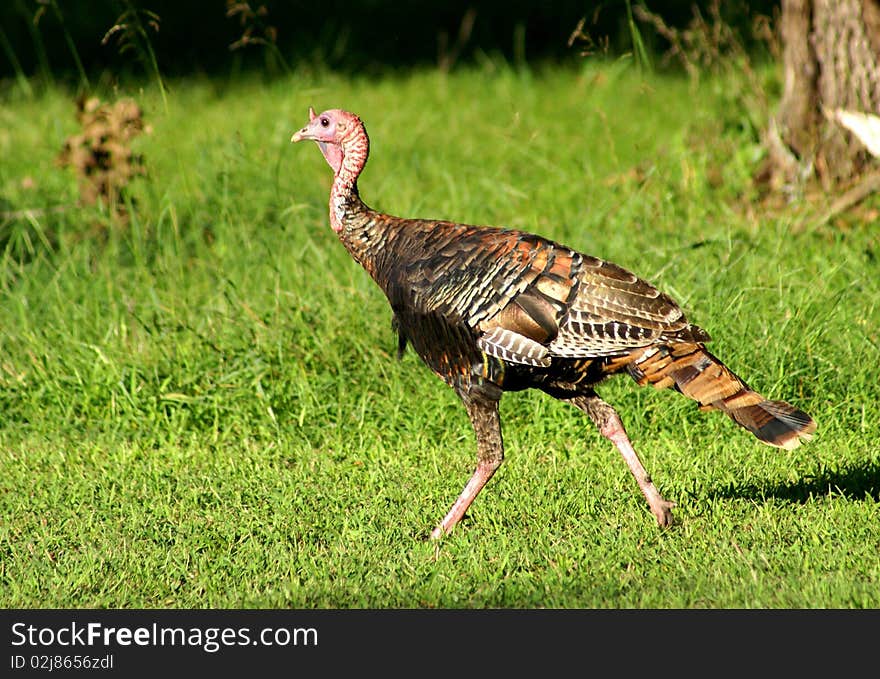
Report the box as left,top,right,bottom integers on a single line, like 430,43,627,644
708,459,880,504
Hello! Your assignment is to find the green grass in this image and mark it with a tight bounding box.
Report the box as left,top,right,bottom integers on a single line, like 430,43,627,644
1,63,878,608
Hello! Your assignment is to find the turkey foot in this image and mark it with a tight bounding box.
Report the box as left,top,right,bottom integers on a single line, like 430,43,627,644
430,458,500,539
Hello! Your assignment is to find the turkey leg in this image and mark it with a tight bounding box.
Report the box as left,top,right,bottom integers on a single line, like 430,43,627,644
567,393,676,527
430,396,503,539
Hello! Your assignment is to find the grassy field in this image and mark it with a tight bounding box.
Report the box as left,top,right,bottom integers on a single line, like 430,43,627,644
1,62,878,608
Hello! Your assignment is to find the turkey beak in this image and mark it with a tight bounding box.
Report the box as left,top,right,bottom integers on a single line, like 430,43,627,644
291,123,317,143
291,107,318,143
291,125,311,143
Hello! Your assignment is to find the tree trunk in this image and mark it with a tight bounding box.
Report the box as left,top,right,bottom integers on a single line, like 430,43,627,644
766,0,880,192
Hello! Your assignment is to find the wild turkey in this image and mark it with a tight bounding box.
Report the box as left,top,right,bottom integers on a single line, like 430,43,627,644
291,107,816,538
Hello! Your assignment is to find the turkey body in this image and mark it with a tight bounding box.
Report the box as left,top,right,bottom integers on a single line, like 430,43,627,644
292,108,816,538
348,211,704,397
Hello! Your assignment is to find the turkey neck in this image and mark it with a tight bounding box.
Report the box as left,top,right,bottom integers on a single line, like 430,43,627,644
329,125,391,281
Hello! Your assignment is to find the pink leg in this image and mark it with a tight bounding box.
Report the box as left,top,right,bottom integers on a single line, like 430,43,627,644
569,394,675,527
431,396,503,539
430,459,501,539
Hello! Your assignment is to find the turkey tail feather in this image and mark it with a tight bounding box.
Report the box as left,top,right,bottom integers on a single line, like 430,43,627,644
724,399,815,450
627,344,816,449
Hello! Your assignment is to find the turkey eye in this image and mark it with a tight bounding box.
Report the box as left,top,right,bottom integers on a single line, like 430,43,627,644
320,117,329,127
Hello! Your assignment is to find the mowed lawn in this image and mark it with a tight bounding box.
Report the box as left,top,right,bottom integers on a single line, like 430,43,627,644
1,63,878,608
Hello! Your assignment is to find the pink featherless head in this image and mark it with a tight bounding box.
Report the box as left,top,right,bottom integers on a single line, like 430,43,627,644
291,108,362,144
291,108,367,174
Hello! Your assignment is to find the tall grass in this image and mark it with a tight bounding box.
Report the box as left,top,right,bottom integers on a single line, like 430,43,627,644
625,0,652,72
102,2,168,112
1,64,878,608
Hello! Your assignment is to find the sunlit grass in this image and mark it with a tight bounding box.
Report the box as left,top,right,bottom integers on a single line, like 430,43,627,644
1,63,878,608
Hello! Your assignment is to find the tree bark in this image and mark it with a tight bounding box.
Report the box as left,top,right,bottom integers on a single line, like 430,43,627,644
767,0,880,192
